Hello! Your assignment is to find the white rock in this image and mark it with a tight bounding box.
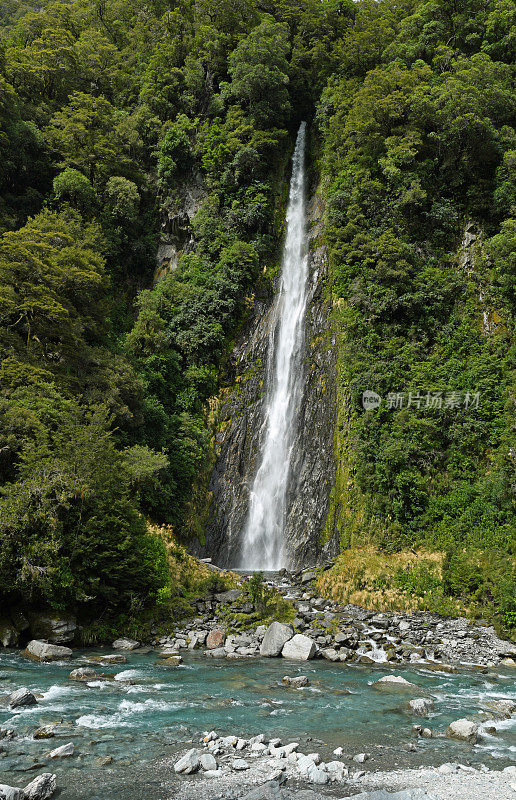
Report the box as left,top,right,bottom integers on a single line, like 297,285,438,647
49,743,74,759
353,752,369,763
112,638,140,650
0,786,24,800
203,769,222,777
282,742,299,756
174,749,200,774
250,742,267,752
373,675,419,691
409,697,434,716
24,773,57,800
220,735,238,747
446,719,479,743
281,634,316,661
333,746,344,756
236,738,247,750
309,766,329,784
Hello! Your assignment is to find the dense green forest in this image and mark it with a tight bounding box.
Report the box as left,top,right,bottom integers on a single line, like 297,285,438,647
0,0,514,632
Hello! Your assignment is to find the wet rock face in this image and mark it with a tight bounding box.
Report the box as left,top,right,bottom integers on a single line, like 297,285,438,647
204,194,338,568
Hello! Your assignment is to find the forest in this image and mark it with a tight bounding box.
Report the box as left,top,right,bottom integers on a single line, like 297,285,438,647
0,0,514,635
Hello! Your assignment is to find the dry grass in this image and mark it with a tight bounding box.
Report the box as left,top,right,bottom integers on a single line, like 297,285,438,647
317,546,463,614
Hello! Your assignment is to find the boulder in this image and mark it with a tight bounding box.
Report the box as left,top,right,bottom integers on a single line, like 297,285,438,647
200,753,217,771
204,647,226,658
446,718,478,743
49,743,74,758
483,698,516,718
408,698,434,717
8,688,37,709
260,622,294,657
0,619,19,648
27,613,76,644
282,675,309,687
320,647,340,661
112,638,140,650
206,629,226,649
282,634,316,661
174,749,200,774
310,769,330,785
24,640,72,662
373,675,419,692
215,589,243,604
300,571,317,585
69,667,100,681
33,726,55,740
24,774,57,800
0,785,24,800
88,654,127,665
160,656,182,666
231,758,249,771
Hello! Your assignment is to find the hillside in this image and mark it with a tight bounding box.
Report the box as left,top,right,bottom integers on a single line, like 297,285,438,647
0,0,514,636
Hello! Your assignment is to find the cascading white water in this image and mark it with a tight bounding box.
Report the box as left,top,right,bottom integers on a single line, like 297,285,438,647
239,122,309,570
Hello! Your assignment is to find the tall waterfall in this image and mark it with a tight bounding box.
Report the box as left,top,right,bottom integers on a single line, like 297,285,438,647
239,122,309,570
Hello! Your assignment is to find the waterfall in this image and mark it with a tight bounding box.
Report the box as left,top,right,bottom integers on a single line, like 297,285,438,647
239,122,309,570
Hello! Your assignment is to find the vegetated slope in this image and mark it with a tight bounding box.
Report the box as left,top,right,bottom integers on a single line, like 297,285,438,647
0,0,513,632
0,0,354,624
318,0,515,631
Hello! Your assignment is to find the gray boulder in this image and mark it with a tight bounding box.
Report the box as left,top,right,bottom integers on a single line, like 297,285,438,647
24,774,57,800
282,634,316,661
8,688,37,709
231,758,250,771
69,667,100,681
260,622,294,657
200,753,217,771
28,613,76,644
24,640,72,661
215,589,243,604
446,718,478,743
112,638,140,650
174,748,200,774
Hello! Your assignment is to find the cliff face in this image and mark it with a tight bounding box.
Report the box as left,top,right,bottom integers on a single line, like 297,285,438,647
204,192,338,568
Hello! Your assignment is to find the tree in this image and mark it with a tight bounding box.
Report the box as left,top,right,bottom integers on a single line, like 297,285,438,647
222,20,291,127
0,210,105,366
44,92,140,185
0,401,169,610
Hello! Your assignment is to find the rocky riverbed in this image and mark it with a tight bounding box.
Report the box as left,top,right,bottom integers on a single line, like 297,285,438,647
166,728,516,800
1,569,515,799
148,570,516,670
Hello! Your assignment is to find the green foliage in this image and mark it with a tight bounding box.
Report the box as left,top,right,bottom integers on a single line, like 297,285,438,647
53,168,96,212
0,0,513,630
320,0,515,630
0,401,169,612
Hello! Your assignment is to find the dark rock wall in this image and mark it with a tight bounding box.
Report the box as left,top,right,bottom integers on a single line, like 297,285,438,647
204,192,338,568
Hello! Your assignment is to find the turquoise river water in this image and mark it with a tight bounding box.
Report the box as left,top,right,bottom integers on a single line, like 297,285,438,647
0,649,515,798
